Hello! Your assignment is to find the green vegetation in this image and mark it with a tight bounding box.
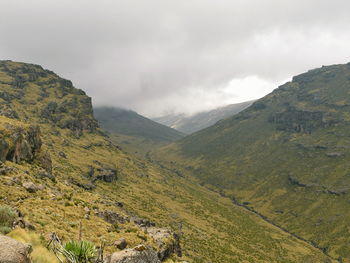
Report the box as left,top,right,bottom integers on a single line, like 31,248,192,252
0,205,16,234
0,60,335,262
154,62,350,260
59,240,97,263
94,107,184,157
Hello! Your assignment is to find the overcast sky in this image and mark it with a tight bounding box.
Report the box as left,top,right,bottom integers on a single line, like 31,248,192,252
1,0,350,117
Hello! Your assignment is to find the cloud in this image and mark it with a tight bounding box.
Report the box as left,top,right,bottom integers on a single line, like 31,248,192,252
1,0,350,116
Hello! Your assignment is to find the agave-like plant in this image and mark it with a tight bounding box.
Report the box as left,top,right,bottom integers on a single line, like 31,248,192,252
58,240,97,263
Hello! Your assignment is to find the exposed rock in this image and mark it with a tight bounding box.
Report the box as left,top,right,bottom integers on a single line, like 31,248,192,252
97,211,129,224
130,217,155,228
93,167,117,183
58,151,67,158
269,106,332,133
0,125,42,163
13,219,36,230
115,201,124,208
35,150,52,173
145,227,182,260
106,245,160,263
22,181,43,193
114,238,128,250
36,170,55,181
0,235,31,263
71,180,96,191
0,161,13,175
326,152,344,158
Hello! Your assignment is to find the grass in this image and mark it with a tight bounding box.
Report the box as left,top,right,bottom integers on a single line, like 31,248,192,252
153,62,350,260
0,60,337,262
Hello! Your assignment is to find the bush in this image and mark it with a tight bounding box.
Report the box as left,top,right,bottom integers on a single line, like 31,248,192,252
59,240,97,263
0,206,17,234
0,226,12,235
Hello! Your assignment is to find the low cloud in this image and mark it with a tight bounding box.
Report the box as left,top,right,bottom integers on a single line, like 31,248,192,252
1,0,350,116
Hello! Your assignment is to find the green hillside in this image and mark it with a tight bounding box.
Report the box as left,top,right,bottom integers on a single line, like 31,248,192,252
153,62,350,261
0,60,333,262
94,107,184,157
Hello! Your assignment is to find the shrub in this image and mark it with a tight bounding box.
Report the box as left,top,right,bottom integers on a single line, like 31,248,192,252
59,240,97,263
0,226,12,234
0,205,17,233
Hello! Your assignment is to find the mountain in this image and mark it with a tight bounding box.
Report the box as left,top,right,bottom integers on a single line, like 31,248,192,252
153,62,350,261
0,60,333,262
94,107,185,157
153,100,254,134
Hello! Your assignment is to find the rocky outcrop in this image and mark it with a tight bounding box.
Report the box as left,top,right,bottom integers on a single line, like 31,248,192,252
97,211,129,224
0,124,42,163
0,235,31,263
90,166,117,183
145,227,182,260
0,61,99,136
22,181,44,193
269,106,325,133
105,245,160,263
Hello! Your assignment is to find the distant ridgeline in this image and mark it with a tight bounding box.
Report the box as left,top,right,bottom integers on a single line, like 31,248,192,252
153,100,254,134
94,107,184,143
154,62,350,260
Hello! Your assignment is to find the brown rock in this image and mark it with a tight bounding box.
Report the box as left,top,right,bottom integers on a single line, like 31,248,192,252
106,245,160,263
114,238,127,250
0,235,31,263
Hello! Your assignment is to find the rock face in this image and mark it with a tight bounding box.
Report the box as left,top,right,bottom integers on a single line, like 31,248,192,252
97,211,129,224
91,167,117,183
0,235,31,263
0,124,42,163
0,61,98,137
106,245,160,263
145,227,182,260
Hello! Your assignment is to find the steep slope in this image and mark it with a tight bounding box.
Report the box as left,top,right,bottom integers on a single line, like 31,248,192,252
154,62,350,261
153,100,254,134
94,107,184,157
0,60,333,262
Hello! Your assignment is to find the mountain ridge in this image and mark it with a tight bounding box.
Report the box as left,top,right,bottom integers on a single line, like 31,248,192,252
153,62,350,261
153,100,254,134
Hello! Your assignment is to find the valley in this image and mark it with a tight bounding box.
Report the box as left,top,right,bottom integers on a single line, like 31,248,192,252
152,62,350,262
0,60,335,262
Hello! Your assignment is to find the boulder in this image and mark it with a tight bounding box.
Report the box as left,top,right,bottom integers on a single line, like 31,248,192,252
22,181,43,193
106,245,160,263
0,235,31,263
114,238,127,250
145,227,182,260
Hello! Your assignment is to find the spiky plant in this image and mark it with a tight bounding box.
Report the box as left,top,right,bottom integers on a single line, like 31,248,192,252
59,240,97,263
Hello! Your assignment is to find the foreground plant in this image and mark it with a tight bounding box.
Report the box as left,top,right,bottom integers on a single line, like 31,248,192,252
0,205,17,234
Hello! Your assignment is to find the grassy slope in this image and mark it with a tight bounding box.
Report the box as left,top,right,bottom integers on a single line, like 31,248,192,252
94,107,184,158
0,60,332,262
153,62,350,261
